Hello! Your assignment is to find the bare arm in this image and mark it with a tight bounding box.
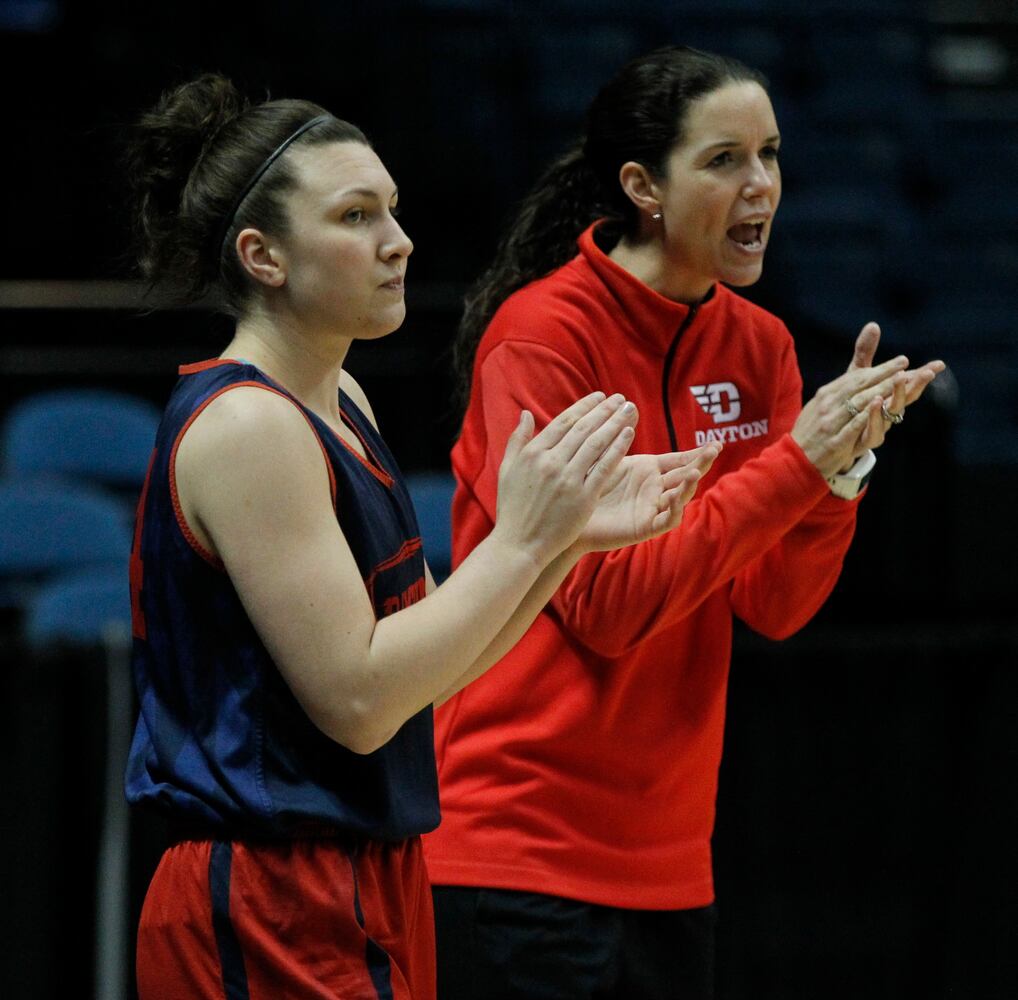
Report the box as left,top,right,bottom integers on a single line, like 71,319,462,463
174,385,637,754
431,439,719,705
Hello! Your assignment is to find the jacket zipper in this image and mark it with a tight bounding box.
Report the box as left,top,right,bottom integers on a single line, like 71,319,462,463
661,305,699,451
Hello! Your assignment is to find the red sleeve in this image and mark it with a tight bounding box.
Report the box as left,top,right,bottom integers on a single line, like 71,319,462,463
729,335,861,639
475,338,856,658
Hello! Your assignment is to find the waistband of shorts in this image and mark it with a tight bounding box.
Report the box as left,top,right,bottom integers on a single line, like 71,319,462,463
167,819,364,846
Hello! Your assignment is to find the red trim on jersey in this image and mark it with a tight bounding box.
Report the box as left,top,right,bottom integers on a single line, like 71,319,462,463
336,408,395,488
178,359,392,488
178,358,243,375
129,450,157,640
364,537,424,608
168,381,339,569
374,537,423,574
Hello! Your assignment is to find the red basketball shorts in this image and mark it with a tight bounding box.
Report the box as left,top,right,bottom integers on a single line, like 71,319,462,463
136,835,435,1000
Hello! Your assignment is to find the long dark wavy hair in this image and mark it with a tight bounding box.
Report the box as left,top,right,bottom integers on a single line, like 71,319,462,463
125,73,367,315
453,45,768,403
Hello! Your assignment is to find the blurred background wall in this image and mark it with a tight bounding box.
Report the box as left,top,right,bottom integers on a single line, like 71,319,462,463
0,1,1015,997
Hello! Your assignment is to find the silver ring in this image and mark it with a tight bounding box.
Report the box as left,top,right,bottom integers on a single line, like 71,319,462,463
881,405,903,425
844,399,862,418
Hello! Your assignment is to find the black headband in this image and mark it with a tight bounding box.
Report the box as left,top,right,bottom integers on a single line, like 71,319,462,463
218,113,332,257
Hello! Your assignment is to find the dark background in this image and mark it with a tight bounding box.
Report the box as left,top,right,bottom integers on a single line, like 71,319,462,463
1,0,1015,997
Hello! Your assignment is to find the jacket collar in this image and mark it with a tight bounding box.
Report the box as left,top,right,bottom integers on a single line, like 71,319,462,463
576,221,719,351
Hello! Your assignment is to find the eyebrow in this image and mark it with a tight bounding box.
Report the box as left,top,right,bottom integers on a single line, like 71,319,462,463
702,134,781,152
323,185,399,213
331,185,399,201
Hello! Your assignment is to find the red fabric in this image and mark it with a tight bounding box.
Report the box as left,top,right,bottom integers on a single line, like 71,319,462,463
137,837,435,999
424,224,862,910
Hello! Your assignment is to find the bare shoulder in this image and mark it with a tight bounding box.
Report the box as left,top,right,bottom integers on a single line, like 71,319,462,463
174,385,334,548
340,369,379,431
179,384,323,468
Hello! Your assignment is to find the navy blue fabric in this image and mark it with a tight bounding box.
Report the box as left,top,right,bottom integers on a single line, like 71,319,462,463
209,842,251,1000
125,360,439,840
348,851,396,1000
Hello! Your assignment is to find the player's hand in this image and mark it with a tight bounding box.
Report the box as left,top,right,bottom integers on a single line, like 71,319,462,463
491,392,639,563
575,444,721,553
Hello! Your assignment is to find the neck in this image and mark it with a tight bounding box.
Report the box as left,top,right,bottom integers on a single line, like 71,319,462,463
608,234,712,306
224,306,352,424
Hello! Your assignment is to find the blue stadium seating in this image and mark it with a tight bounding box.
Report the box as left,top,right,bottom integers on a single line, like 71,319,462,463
0,480,131,610
1,388,160,491
405,471,456,582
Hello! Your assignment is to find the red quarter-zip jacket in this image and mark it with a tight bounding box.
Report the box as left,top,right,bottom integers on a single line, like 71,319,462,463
424,223,862,909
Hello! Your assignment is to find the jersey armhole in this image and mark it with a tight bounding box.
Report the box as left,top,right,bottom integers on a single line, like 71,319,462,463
169,381,339,569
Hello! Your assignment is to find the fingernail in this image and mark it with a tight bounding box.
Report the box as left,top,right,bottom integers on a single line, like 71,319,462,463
621,401,636,414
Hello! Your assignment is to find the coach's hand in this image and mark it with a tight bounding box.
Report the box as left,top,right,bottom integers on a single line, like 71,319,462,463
791,322,945,479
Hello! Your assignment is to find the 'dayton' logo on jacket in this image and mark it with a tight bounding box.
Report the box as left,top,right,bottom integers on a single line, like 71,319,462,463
690,382,769,445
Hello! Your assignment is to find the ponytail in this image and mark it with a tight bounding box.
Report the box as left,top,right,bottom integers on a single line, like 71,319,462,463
125,74,249,306
453,145,616,406
453,45,768,409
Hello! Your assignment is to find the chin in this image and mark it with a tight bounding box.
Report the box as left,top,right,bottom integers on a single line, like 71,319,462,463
722,264,764,289
362,310,407,340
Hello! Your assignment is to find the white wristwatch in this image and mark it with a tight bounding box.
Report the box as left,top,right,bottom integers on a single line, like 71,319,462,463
827,449,876,500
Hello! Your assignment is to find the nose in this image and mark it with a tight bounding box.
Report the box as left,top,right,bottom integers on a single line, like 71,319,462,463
741,155,776,200
381,215,413,261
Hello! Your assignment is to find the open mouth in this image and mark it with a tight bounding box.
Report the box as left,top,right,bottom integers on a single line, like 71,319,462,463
726,221,765,251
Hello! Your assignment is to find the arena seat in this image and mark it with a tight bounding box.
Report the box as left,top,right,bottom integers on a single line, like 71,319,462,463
1,388,160,492
405,470,456,583
0,480,131,612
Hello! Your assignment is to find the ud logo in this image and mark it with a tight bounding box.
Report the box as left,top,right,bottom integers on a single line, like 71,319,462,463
690,382,741,424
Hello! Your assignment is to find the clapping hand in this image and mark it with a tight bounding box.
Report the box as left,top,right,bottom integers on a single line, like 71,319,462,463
792,322,945,478
492,392,640,563
576,443,721,553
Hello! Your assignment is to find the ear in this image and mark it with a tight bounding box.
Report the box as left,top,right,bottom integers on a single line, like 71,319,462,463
618,161,661,217
234,228,288,289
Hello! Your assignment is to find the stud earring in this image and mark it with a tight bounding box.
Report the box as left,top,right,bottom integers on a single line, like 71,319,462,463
651,211,663,221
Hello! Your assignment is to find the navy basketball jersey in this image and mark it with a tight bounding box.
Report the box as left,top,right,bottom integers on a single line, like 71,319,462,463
126,359,439,840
